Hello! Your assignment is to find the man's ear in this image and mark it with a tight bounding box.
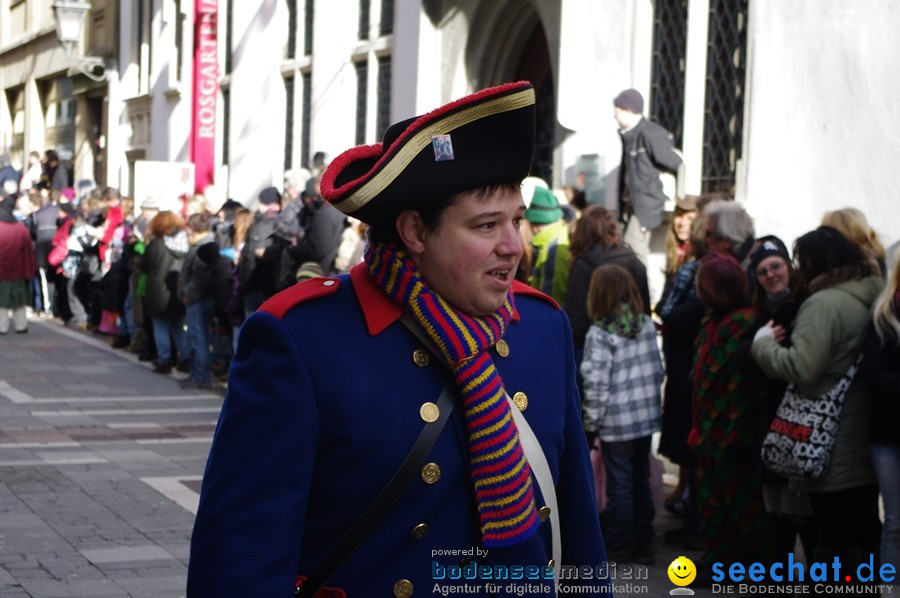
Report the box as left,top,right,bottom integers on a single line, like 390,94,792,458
395,210,426,255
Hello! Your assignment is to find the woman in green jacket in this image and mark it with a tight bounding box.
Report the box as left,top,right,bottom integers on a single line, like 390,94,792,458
751,225,884,566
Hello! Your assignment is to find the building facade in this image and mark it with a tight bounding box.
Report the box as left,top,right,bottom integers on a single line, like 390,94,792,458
2,0,898,255
0,0,116,189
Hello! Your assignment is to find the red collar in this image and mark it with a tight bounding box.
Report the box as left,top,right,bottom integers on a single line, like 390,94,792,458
348,263,530,336
349,263,404,336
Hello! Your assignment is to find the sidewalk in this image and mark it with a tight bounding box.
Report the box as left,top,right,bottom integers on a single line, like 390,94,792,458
0,315,718,597
0,317,220,597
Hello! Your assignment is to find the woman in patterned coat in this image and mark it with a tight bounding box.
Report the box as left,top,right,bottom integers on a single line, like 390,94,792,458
691,253,775,575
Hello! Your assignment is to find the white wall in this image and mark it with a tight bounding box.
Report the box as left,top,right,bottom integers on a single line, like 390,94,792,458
743,0,900,249
227,0,288,205
557,0,653,204
308,1,359,166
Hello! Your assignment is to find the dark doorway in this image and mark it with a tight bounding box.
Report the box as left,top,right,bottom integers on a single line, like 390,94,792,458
87,94,106,187
513,24,554,186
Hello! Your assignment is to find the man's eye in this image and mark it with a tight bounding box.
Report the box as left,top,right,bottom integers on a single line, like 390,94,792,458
513,217,523,228
477,222,495,230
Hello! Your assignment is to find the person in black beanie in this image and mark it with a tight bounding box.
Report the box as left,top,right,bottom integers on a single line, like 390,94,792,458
747,235,817,563
613,88,686,267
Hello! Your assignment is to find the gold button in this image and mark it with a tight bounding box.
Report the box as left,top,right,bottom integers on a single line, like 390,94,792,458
539,505,551,522
419,402,439,423
548,558,555,570
412,348,429,367
393,579,414,598
495,339,510,357
512,391,528,412
410,523,429,539
421,462,441,484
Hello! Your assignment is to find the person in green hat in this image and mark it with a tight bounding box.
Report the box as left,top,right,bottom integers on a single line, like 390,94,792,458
524,186,571,305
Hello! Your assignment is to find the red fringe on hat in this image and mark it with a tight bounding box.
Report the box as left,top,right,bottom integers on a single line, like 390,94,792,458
320,143,382,203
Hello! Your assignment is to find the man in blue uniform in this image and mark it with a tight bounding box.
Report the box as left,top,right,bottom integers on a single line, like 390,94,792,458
188,81,608,597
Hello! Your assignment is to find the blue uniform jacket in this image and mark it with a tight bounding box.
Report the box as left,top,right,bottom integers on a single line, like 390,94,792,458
187,264,608,596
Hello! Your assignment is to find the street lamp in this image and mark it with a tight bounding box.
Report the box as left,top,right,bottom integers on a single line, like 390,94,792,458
52,0,108,82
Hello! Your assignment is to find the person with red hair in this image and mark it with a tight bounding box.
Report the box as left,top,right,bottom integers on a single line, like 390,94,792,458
690,253,775,582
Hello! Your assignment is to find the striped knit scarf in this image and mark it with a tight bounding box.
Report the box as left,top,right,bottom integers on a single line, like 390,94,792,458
366,241,539,547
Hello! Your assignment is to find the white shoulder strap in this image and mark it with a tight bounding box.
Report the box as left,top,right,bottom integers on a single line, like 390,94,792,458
507,395,561,590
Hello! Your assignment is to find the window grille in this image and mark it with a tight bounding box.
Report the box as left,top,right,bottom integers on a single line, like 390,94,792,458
287,0,297,59
304,0,314,55
650,0,688,148
380,0,393,36
225,0,233,74
376,55,392,140
284,76,294,170
359,0,370,40
355,61,368,145
222,87,230,165
301,72,312,169
702,0,749,194
175,0,185,82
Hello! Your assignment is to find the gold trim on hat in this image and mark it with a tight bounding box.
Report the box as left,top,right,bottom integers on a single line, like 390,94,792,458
334,88,535,214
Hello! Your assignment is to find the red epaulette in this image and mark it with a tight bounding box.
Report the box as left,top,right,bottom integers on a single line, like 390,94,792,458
259,277,340,318
512,280,560,311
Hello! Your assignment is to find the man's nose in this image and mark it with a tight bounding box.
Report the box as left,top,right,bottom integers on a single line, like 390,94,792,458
497,222,524,256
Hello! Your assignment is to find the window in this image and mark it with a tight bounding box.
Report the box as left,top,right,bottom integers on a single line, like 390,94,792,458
301,72,312,169
5,86,25,165
136,0,153,93
174,0,187,83
222,87,230,165
379,0,394,36
355,61,368,145
303,0,314,56
650,0,688,148
287,0,297,59
376,55,391,140
284,76,295,170
40,78,76,158
702,0,749,194
359,0,370,40
225,0,234,74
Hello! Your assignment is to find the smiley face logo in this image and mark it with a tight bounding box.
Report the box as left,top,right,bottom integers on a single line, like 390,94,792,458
668,556,697,586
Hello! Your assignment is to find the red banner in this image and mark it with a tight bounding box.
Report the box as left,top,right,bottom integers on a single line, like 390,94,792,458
190,0,218,194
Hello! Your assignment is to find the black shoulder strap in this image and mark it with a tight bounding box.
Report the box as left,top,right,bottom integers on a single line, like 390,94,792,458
296,320,455,597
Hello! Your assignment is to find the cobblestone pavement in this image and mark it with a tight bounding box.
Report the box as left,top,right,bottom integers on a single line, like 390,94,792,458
0,316,719,597
0,318,219,597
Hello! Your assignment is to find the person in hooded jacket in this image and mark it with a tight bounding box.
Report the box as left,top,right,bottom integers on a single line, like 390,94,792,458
287,176,346,276
237,187,284,314
178,212,217,389
752,226,884,566
141,211,190,374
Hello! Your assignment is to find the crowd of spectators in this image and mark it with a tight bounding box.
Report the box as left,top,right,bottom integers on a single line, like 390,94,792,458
2,147,897,583
524,184,897,583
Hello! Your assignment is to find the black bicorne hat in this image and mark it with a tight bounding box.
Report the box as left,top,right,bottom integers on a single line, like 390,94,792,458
320,81,536,224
